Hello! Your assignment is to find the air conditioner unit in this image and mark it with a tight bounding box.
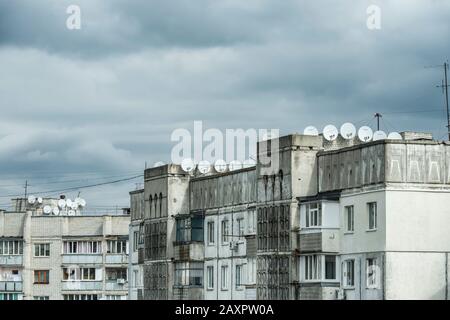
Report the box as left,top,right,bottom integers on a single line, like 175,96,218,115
117,278,125,285
229,241,239,251
336,289,345,300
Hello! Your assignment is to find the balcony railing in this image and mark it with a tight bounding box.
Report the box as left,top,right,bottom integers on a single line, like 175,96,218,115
0,255,23,265
105,280,128,291
62,254,103,264
0,281,23,292
61,281,103,291
105,254,128,265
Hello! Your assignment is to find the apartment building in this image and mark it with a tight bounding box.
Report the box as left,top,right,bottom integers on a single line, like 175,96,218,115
130,131,450,300
0,198,130,300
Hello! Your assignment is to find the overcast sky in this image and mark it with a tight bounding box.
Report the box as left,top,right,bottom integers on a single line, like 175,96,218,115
0,0,449,209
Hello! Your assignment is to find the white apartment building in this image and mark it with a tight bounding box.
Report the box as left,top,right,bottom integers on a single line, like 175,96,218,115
0,197,130,300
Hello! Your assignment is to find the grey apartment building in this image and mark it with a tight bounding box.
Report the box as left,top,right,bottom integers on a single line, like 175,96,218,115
129,131,450,300
0,198,130,300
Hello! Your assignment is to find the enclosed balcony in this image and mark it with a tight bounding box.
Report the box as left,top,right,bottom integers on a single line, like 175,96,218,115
61,281,103,291
0,281,23,292
62,254,103,264
0,255,23,266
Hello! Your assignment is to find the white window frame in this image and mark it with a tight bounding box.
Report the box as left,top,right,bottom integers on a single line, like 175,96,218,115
221,265,228,290
343,259,355,288
345,205,354,232
366,258,378,289
34,243,50,257
235,264,244,289
206,266,214,290
368,202,377,231
221,220,229,244
237,218,245,240
207,221,215,245
305,203,322,228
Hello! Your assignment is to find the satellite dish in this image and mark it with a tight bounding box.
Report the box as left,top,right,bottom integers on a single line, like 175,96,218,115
340,123,356,140
153,161,165,167
52,207,60,216
181,158,195,173
303,126,319,136
70,202,78,210
197,160,211,174
66,199,73,208
388,132,403,140
68,210,76,216
78,198,86,207
373,130,387,141
37,197,43,204
358,126,373,142
229,160,243,171
58,199,66,208
43,205,52,214
214,159,227,173
28,195,36,204
243,159,257,168
323,125,339,141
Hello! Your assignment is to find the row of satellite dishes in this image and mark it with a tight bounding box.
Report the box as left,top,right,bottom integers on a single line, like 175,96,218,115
303,123,402,142
27,195,86,216
179,158,257,174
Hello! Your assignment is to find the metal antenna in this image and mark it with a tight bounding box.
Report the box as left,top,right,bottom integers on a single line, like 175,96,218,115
24,180,28,198
430,61,450,140
374,113,382,131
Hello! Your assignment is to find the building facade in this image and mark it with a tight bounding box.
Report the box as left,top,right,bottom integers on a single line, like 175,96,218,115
0,198,130,300
130,131,450,300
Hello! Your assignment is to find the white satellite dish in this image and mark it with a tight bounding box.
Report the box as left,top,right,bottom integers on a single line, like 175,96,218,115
28,195,36,204
214,159,227,173
58,199,66,208
70,202,78,210
52,207,60,216
243,159,257,168
358,126,373,142
373,130,387,141
153,161,165,167
68,210,76,216
43,205,52,214
340,123,357,140
303,126,319,136
229,160,243,171
197,160,211,174
66,199,73,208
37,197,43,204
323,125,339,141
78,198,86,207
388,132,403,140
181,158,195,173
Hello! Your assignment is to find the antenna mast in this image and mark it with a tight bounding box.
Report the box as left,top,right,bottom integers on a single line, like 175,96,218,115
374,113,382,131
435,62,450,140
24,180,28,198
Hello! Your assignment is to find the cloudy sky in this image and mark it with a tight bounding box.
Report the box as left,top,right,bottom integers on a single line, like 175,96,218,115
0,0,449,209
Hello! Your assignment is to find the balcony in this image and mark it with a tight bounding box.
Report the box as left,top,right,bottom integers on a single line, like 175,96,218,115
62,254,103,265
0,281,23,292
105,254,128,265
105,280,128,291
61,281,103,291
172,286,203,300
0,255,23,266
173,242,204,261
298,229,339,253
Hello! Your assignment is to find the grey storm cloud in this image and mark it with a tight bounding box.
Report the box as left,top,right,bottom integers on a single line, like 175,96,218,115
0,0,450,207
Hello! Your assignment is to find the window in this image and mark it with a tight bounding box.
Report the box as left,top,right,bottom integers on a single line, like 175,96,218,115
105,295,126,300
191,216,204,242
107,240,127,254
0,293,19,300
133,231,139,252
206,266,214,290
34,270,49,284
34,243,50,257
63,294,98,300
207,221,215,245
237,218,244,239
176,216,204,243
33,296,49,300
221,265,228,290
368,202,377,230
62,268,97,281
304,255,321,280
0,240,23,255
305,203,322,227
345,206,354,232
325,256,336,280
366,258,378,288
235,265,243,288
63,241,102,254
343,260,355,287
174,262,203,287
221,220,229,244
106,268,127,281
